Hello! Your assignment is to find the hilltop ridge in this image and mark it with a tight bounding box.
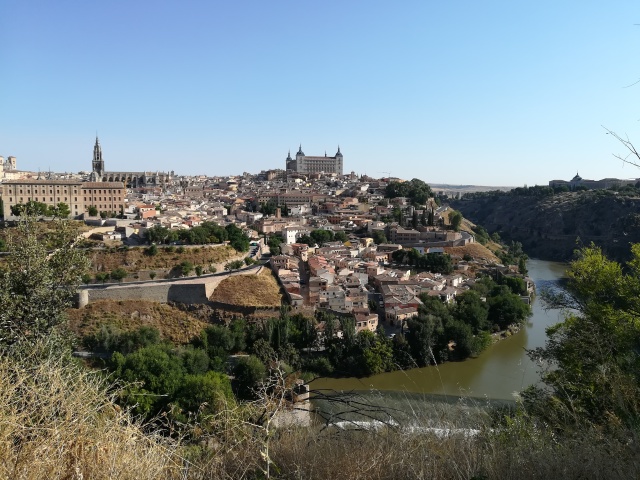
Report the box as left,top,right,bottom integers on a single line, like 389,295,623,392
452,190,640,262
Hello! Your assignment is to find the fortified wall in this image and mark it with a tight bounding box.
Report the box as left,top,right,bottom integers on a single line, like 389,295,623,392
76,265,262,308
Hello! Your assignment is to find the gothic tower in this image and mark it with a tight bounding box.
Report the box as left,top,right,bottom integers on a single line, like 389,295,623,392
92,136,104,177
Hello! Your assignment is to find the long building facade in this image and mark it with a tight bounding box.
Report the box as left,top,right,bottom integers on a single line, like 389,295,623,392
286,145,343,176
1,179,126,218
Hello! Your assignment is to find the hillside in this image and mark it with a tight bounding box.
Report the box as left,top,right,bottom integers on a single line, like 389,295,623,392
452,190,640,262
67,300,209,344
87,244,238,280
210,268,283,307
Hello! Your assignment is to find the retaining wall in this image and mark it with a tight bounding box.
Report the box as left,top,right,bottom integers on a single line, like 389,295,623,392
76,265,262,308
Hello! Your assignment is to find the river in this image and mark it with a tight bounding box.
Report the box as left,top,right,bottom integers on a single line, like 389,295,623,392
311,259,568,402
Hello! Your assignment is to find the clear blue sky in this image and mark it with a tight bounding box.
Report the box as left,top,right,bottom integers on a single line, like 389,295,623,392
1,1,639,186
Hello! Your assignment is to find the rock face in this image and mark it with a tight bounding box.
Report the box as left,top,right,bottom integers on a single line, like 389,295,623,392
452,191,640,262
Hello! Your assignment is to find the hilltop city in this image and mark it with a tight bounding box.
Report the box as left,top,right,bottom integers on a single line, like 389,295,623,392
1,138,637,334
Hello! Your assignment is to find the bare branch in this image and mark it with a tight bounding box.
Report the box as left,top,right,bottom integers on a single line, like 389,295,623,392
603,126,640,168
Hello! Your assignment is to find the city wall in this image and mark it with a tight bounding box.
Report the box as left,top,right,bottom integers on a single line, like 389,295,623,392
76,265,262,308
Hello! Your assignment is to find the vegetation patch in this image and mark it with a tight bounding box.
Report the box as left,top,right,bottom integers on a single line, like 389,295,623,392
210,268,283,307
88,244,237,276
67,300,209,345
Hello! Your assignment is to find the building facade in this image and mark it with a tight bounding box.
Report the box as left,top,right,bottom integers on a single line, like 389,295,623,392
286,145,343,176
549,172,640,190
89,137,173,187
1,179,126,218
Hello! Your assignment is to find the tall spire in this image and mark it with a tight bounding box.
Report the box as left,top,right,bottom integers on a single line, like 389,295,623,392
92,135,105,179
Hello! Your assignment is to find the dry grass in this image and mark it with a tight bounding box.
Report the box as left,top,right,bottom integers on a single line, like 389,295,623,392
210,269,283,307
0,353,181,479
88,245,238,275
1,350,637,480
67,300,209,344
445,243,501,263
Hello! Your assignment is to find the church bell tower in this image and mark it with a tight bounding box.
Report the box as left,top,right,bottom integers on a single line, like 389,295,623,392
92,136,104,177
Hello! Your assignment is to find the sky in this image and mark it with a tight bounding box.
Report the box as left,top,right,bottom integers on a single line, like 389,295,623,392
1,1,639,186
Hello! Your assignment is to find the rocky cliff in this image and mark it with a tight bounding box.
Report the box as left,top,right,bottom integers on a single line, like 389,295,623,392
451,190,640,262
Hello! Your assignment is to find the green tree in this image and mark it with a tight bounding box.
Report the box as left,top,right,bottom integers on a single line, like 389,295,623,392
0,217,89,350
518,256,528,275
233,355,266,399
524,244,640,431
372,230,387,245
453,290,490,333
11,201,49,217
179,261,194,276
88,205,99,216
224,259,244,271
146,225,170,244
95,272,109,283
448,210,463,231
110,268,128,282
334,231,348,243
487,289,530,330
360,332,394,376
112,344,185,416
49,202,71,218
296,234,314,246
174,371,234,418
310,229,334,246
268,235,282,255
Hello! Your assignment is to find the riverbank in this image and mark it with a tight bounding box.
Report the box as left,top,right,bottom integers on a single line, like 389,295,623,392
312,259,567,401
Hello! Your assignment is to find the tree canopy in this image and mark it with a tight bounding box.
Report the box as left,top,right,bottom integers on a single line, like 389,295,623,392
385,178,433,205
0,217,90,351
524,244,640,432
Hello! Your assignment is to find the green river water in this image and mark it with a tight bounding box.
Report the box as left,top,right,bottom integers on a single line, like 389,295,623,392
311,259,567,403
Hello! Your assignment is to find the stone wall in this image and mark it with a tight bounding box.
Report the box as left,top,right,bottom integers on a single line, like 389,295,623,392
76,265,262,308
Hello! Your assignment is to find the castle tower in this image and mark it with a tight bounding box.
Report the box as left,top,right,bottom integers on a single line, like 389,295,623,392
92,136,104,177
296,144,305,172
286,150,295,171
335,146,343,176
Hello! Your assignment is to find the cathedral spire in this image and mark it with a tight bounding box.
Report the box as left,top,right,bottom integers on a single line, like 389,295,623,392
92,136,105,179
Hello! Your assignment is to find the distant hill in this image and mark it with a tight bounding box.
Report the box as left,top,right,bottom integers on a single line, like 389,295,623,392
452,190,640,262
430,184,515,195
